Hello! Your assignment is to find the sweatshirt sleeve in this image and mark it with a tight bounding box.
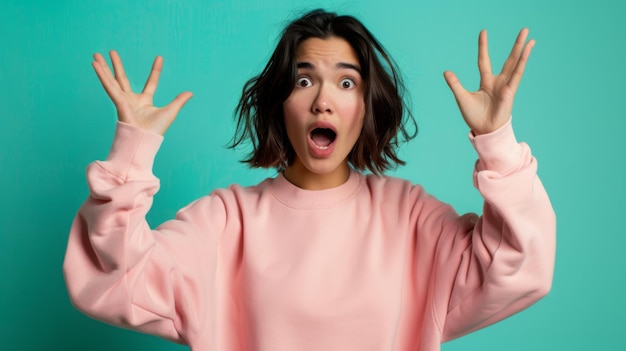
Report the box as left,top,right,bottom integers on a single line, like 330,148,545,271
62,122,226,344
430,118,556,341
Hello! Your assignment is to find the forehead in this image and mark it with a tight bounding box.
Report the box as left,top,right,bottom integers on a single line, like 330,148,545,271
295,36,359,66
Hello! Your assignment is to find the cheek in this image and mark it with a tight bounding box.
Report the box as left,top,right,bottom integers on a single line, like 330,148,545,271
345,99,366,130
283,93,308,121
349,90,365,118
283,100,305,146
283,100,298,124
354,102,366,141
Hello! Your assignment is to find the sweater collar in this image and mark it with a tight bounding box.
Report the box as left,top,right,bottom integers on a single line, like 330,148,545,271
268,170,362,210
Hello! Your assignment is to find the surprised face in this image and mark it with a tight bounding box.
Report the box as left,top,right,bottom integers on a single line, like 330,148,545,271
282,36,365,190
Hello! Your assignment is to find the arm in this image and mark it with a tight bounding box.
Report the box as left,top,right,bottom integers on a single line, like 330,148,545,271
432,120,555,341
63,52,213,342
433,29,556,340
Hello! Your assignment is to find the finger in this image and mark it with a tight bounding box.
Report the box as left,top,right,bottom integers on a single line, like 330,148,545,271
142,56,163,96
109,50,132,92
507,38,535,94
500,28,529,76
443,71,468,101
156,92,193,135
91,54,122,101
478,30,492,79
164,91,194,116
93,53,117,83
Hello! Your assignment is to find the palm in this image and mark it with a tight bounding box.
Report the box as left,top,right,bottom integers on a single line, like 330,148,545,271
92,51,192,135
114,88,165,133
445,29,535,135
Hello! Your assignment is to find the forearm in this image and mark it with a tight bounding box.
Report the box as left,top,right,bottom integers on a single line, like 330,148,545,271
437,120,556,340
63,122,185,341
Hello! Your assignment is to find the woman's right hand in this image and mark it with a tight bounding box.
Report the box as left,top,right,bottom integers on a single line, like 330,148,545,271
92,50,193,136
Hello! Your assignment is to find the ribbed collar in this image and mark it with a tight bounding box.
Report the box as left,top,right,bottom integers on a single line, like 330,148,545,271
267,170,363,210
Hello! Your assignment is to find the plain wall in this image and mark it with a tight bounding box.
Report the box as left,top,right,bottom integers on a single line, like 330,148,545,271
1,0,624,350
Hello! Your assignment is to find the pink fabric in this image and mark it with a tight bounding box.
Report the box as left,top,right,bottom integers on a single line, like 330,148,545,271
63,119,556,350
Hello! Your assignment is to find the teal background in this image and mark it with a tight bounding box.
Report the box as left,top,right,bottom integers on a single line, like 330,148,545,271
1,0,623,350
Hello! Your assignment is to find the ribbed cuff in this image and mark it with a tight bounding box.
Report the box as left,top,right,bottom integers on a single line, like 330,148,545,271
104,121,164,179
469,118,522,174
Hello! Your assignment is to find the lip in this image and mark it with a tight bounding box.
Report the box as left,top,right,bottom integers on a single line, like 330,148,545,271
307,121,337,158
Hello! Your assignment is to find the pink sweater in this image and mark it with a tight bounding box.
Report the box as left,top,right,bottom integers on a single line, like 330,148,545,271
63,119,555,351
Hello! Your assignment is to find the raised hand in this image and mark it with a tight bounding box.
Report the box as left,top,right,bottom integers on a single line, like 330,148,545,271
444,29,535,135
92,50,193,135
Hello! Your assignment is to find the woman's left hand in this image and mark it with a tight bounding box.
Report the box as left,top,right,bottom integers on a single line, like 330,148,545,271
444,28,535,135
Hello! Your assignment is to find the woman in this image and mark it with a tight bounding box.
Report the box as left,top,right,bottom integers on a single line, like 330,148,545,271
64,9,555,351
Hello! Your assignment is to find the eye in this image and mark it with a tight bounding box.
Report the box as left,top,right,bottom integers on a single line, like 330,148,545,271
340,78,356,89
296,77,312,88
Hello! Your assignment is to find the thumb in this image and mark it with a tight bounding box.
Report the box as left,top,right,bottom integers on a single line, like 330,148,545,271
152,92,193,135
165,91,194,116
443,71,467,100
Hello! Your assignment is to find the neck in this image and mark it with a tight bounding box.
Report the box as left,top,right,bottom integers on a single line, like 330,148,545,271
283,163,351,190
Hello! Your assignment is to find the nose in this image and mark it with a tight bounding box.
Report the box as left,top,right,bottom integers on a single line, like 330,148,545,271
311,83,333,114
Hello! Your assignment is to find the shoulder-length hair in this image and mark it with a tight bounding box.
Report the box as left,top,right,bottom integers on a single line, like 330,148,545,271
230,9,417,175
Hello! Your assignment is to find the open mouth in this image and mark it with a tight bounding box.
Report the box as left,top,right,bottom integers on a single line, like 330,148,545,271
310,128,337,149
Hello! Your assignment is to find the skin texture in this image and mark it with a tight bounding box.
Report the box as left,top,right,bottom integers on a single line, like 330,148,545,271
92,28,535,187
91,51,192,136
282,37,365,190
444,29,535,135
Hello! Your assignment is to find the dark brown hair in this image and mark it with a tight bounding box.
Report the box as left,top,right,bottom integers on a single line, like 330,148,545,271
230,9,417,174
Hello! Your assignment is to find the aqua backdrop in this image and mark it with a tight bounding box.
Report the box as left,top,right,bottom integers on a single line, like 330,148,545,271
1,0,624,350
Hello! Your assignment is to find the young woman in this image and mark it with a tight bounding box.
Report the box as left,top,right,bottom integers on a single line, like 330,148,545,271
63,9,555,351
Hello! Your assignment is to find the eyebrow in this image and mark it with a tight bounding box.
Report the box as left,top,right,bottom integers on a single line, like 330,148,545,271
297,62,362,74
